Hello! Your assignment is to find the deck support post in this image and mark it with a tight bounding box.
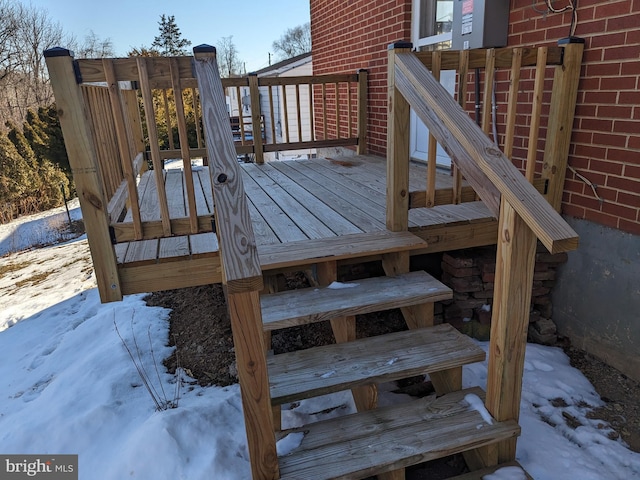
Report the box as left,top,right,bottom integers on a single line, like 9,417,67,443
44,47,122,303
386,43,412,233
194,44,277,480
542,39,584,211
357,69,368,155
249,73,265,164
484,198,537,464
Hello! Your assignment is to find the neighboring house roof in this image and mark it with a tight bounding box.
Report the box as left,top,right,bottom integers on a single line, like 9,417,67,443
252,52,312,77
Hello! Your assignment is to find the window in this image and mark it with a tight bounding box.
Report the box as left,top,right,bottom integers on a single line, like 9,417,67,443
414,0,454,51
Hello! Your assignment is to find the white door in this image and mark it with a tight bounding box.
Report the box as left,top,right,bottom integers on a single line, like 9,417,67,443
410,0,455,167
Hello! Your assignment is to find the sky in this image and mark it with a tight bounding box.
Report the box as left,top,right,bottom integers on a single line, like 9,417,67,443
1,202,639,479
29,0,311,72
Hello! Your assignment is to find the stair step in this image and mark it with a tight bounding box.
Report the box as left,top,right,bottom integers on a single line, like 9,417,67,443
269,323,484,405
278,387,520,480
261,270,452,331
449,461,533,480
258,230,426,271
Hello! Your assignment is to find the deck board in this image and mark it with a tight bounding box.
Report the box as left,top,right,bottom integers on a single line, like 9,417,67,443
190,232,218,257
271,161,386,233
114,155,498,292
251,163,363,236
165,170,186,217
193,168,214,215
243,171,308,243
242,163,337,239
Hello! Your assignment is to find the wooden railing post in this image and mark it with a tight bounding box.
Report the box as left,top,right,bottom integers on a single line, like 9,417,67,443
193,44,277,480
386,42,413,233
45,47,122,302
542,38,585,211
484,198,537,463
103,59,143,240
249,73,265,164
357,69,368,155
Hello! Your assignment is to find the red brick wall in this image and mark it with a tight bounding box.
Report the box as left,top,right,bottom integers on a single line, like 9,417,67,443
311,0,412,156
509,0,640,234
311,0,640,234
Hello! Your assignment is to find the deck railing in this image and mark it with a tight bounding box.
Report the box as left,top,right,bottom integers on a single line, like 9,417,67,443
405,44,582,214
47,53,368,248
387,40,583,467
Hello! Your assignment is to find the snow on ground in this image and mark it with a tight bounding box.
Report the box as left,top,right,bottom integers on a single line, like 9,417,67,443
0,199,82,256
1,208,639,479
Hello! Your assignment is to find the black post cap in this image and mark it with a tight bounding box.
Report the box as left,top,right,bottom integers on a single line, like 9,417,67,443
193,44,216,54
388,42,413,50
558,36,585,45
44,47,74,58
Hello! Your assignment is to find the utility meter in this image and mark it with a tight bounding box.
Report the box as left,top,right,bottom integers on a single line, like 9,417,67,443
452,0,510,50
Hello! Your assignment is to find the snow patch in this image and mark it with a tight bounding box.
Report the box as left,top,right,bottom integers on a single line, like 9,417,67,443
327,281,359,289
276,432,305,457
482,466,527,480
464,393,494,425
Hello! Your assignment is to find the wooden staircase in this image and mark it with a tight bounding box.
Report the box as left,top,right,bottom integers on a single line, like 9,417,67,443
186,44,578,479
260,251,521,479
45,37,583,480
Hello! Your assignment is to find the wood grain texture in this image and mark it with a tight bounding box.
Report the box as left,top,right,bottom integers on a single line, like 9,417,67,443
193,49,263,293
413,46,562,70
485,199,537,464
45,52,122,302
261,270,451,330
268,323,485,405
357,70,368,154
481,49,496,140
169,58,199,233
394,53,578,254
426,51,441,208
136,57,172,237
525,47,548,183
503,48,522,160
542,42,584,211
278,387,519,480
103,59,143,240
228,291,279,480
248,74,265,163
118,255,222,294
387,45,412,233
258,230,426,271
316,262,378,413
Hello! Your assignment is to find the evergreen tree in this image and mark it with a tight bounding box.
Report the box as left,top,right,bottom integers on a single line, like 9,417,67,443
6,121,36,163
0,132,32,203
37,105,70,174
151,15,191,56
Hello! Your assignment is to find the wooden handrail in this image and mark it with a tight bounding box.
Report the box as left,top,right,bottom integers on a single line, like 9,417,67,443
193,44,277,480
393,52,578,254
192,46,263,293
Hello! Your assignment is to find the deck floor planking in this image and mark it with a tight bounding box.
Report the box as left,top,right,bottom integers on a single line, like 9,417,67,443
113,156,495,270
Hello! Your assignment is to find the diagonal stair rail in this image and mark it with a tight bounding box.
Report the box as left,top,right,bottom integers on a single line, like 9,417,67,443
192,44,279,480
391,49,579,254
387,42,580,468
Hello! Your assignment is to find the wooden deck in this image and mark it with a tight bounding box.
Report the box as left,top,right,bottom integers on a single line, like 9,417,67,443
113,154,497,295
